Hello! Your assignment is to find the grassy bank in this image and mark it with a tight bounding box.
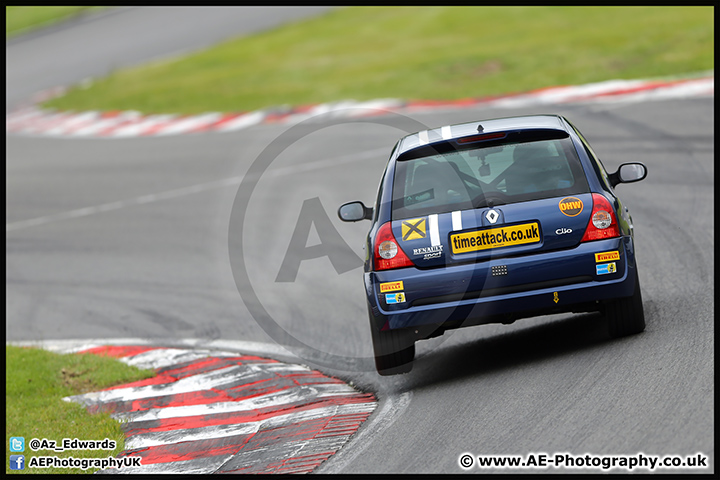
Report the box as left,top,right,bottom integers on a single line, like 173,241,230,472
43,6,714,115
5,345,154,474
6,6,107,38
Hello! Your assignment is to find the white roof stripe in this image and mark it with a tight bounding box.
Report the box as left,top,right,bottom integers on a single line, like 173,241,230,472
441,125,452,139
452,210,463,231
418,130,429,145
429,214,440,247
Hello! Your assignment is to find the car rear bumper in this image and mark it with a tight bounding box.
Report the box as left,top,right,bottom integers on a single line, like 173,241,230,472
367,236,638,332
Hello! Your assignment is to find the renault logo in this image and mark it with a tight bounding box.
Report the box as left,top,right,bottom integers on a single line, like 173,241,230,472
486,209,499,224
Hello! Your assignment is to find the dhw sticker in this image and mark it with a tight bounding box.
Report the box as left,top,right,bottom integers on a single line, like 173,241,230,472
596,263,617,275
595,251,620,262
380,281,404,293
385,293,406,304
559,197,583,217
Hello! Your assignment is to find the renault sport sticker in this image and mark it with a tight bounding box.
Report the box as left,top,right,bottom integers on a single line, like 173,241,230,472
413,244,443,260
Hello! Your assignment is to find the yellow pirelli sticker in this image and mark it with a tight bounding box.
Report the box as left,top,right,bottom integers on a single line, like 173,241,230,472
380,281,404,293
451,222,540,254
595,251,620,262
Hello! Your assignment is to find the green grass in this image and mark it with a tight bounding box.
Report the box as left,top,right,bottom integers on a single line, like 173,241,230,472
6,6,107,38
43,6,714,116
5,345,154,474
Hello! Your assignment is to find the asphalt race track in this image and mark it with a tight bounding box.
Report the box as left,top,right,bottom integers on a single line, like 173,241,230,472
6,7,714,474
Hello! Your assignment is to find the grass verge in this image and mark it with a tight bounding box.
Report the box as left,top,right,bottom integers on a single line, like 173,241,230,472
5,6,107,39
42,6,714,115
5,345,154,474
6,6,107,38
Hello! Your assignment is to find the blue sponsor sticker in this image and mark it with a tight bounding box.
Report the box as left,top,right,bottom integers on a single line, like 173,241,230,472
385,293,406,304
596,262,617,275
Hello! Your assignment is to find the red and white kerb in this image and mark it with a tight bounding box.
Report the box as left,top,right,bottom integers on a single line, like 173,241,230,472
63,345,377,474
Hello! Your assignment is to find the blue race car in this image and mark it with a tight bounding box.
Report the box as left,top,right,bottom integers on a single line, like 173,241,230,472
338,115,647,375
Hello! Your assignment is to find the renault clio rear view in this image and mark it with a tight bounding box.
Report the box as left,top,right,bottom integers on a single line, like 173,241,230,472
339,115,647,375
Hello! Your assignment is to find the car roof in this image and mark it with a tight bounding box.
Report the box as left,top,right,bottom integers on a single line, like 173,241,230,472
396,114,569,158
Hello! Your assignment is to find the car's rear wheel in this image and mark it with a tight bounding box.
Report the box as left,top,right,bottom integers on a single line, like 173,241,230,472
369,316,415,376
606,271,645,338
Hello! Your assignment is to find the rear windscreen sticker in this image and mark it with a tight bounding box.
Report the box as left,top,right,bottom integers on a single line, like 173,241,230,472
559,197,583,217
404,189,434,207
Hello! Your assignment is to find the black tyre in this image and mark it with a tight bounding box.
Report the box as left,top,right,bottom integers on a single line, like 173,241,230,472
606,271,645,338
369,316,415,376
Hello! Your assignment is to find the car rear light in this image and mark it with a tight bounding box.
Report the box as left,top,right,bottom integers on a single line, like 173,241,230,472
374,222,413,270
456,132,507,144
581,193,620,242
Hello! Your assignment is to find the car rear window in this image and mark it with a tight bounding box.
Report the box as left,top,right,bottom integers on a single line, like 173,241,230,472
391,132,590,219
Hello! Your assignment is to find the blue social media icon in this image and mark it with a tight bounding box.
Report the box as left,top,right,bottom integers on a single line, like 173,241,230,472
10,455,25,470
10,436,25,452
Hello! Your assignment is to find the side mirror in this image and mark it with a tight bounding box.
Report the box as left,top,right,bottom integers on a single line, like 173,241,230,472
609,162,647,187
338,201,373,222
